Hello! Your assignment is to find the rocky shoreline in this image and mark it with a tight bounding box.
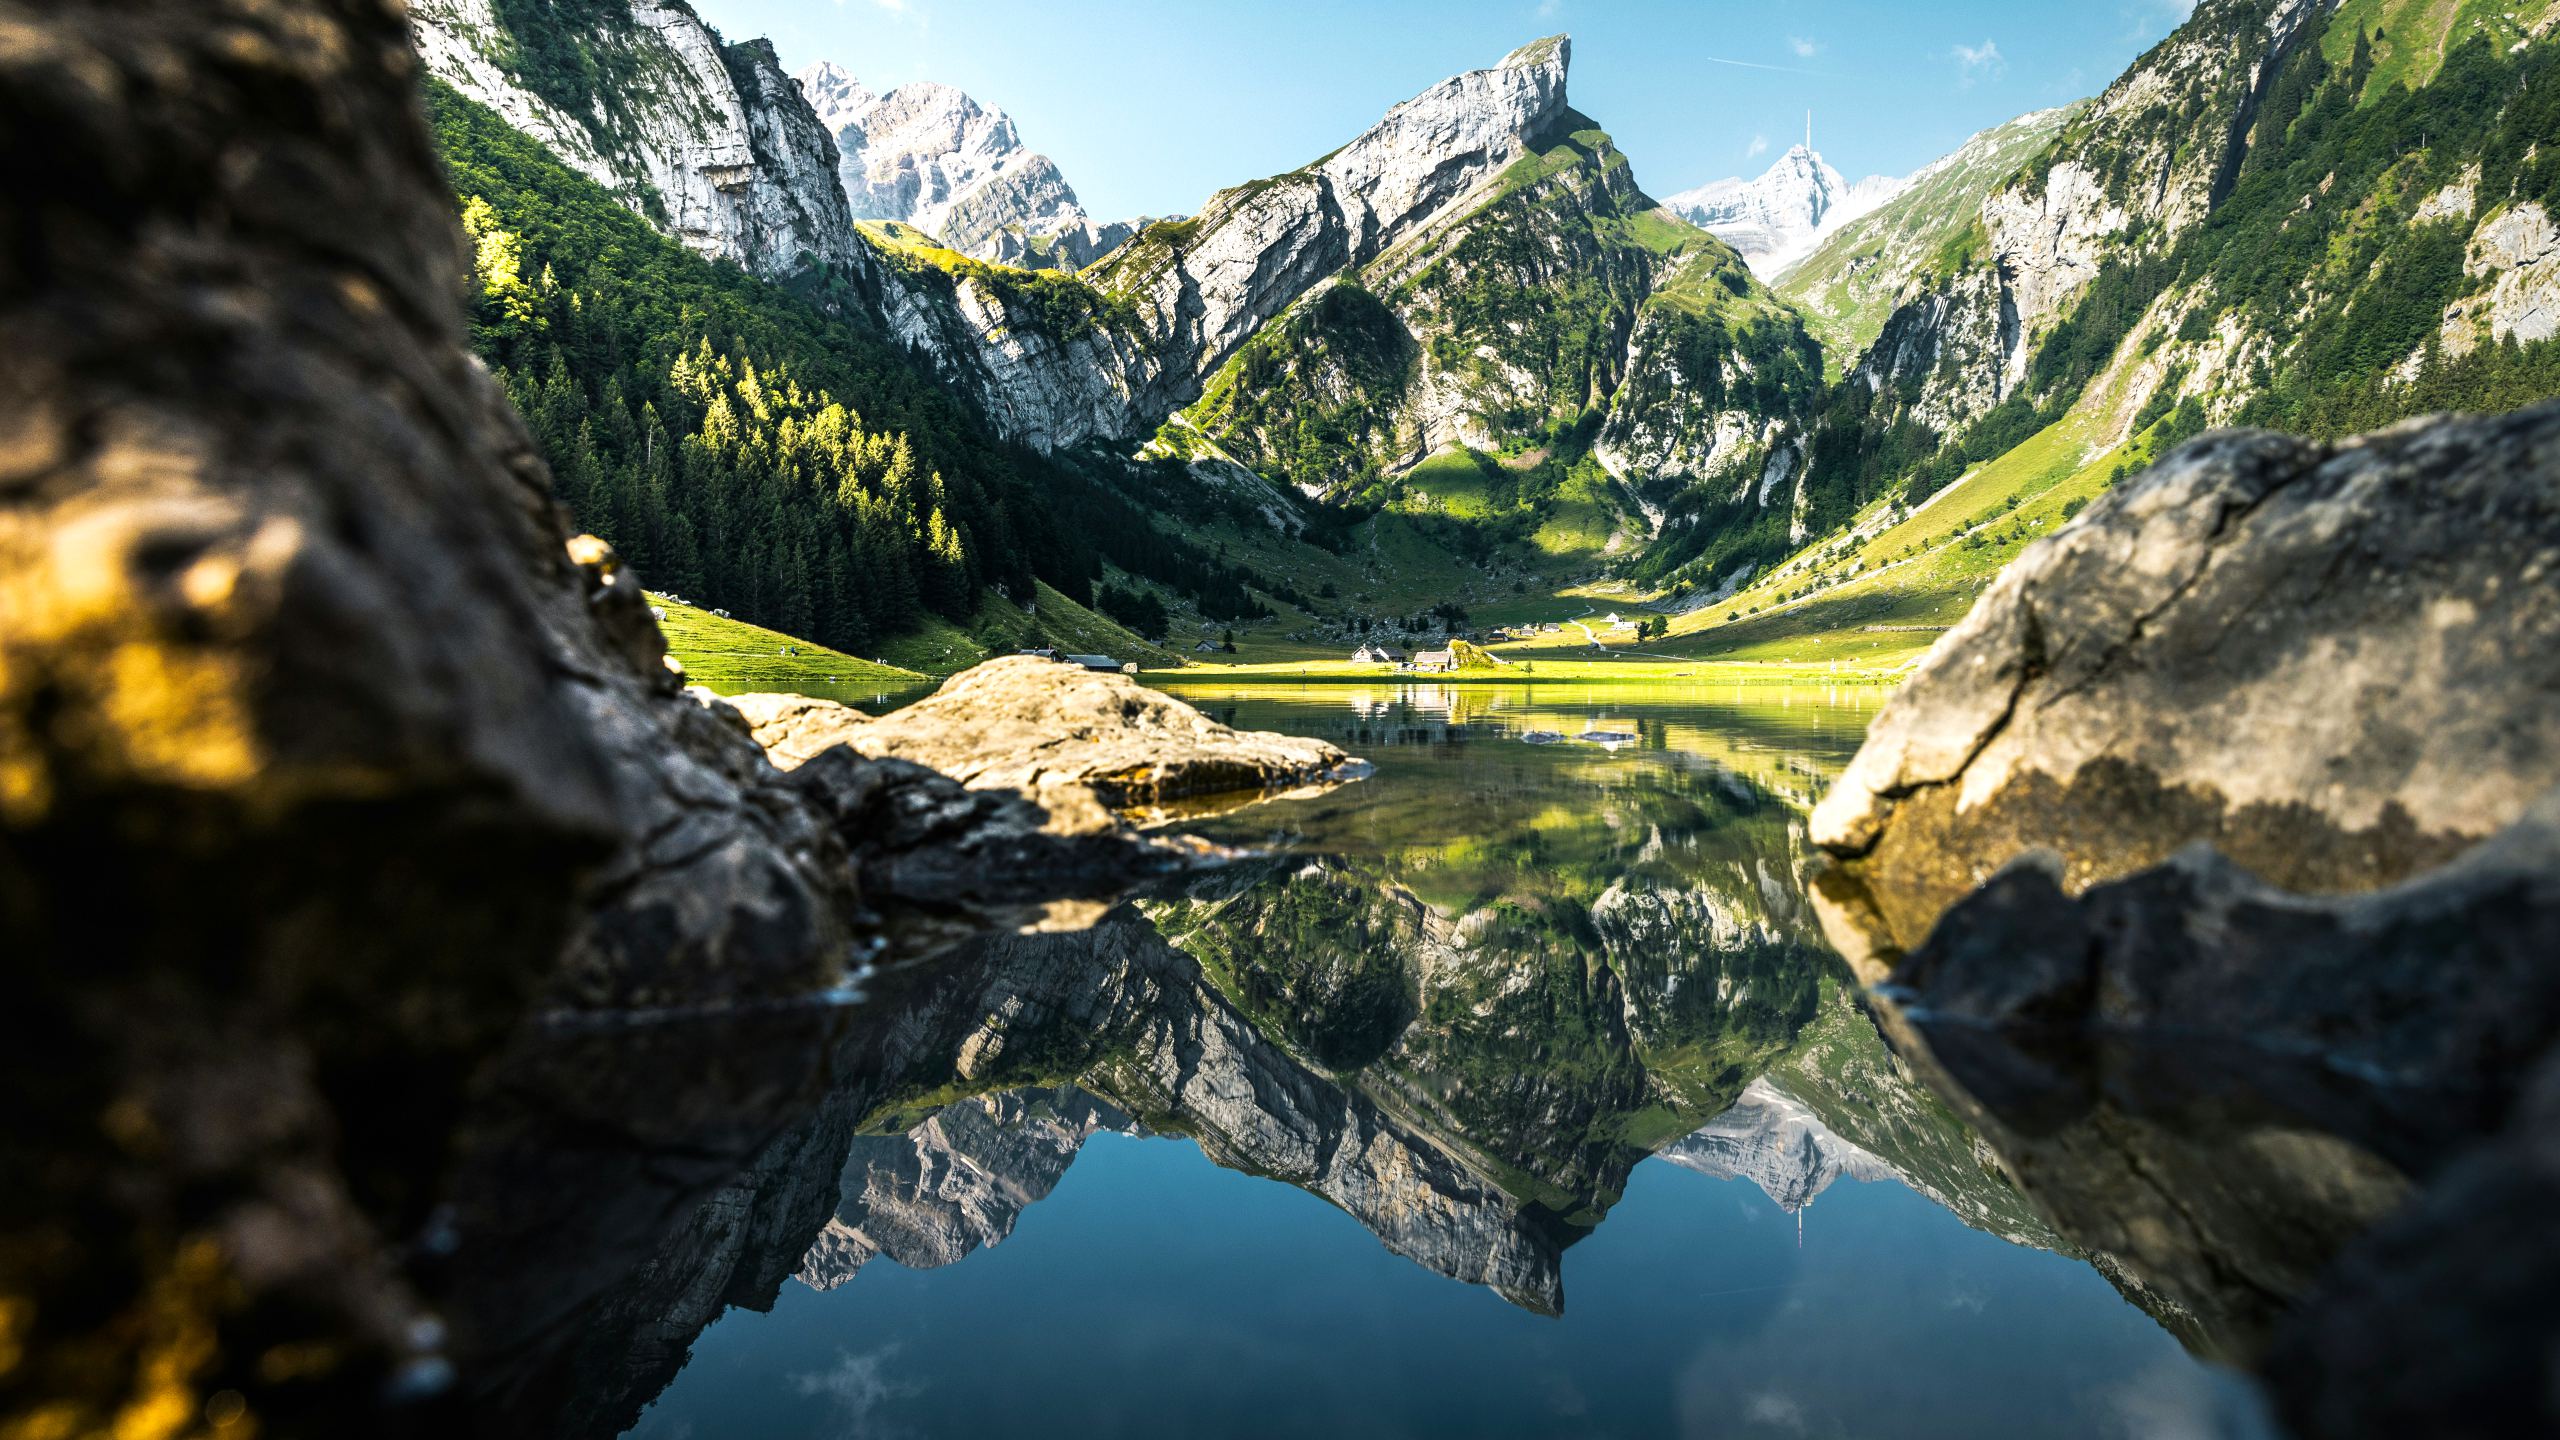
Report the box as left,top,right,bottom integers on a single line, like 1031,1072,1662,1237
0,5,1351,1432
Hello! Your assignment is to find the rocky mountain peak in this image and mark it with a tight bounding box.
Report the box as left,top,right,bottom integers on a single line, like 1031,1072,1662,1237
1302,33,1573,260
795,58,876,133
1501,33,1572,73
790,60,1138,270
1668,140,1900,276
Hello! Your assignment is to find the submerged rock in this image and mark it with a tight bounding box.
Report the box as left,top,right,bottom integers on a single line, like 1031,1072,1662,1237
1872,790,2560,1360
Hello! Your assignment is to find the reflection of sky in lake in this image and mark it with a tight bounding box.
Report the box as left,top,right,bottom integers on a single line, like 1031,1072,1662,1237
634,1136,2266,1439
620,687,2277,1440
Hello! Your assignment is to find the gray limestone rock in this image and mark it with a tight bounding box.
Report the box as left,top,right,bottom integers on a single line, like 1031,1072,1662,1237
1804,403,2560,1399
1813,408,2560,969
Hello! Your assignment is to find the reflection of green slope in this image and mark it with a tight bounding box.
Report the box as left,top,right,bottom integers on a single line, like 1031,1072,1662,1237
1150,752,1836,1232
795,686,2084,1323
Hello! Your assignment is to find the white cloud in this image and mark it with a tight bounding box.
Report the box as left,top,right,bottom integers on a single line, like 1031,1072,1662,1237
1953,39,2008,88
1536,0,1561,17
791,1347,919,1439
871,0,910,10
1747,133,1770,159
1746,1392,1810,1434
2098,1359,2269,1440
1788,36,1819,59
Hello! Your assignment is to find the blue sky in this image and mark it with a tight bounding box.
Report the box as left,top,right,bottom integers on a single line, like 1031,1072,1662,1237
691,0,2198,221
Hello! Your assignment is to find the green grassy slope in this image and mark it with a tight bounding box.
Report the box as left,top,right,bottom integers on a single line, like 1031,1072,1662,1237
650,596,923,690
864,580,1183,674
655,577,1179,688
2324,0,2559,95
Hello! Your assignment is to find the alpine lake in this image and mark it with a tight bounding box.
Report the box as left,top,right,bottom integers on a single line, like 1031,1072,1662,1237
476,681,2284,1439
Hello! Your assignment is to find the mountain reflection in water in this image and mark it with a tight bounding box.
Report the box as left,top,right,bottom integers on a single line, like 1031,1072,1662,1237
437,684,2273,1439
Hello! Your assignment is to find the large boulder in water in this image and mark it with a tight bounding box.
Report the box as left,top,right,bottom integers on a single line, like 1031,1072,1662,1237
1812,410,2560,970
729,656,1356,825
1809,409,2560,1425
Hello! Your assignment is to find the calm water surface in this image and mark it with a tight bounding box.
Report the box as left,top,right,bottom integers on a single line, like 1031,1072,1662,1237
608,683,2270,1439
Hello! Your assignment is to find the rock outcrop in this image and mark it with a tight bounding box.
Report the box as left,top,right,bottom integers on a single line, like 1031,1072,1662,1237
1866,788,2560,1360
1809,406,2560,1413
2442,199,2560,357
728,657,1357,825
1813,410,2560,968
0,5,1324,1433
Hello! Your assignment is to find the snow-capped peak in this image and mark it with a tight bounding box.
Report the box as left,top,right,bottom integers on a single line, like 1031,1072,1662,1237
1665,142,1903,276
795,60,877,137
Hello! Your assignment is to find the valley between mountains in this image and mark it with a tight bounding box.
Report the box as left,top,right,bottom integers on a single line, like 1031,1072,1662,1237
414,0,2560,682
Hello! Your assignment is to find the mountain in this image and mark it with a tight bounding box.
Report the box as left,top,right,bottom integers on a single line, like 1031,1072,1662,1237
1664,143,1903,276
411,0,857,280
1655,0,2560,660
407,0,2560,673
788,36,1606,455
1166,108,1822,519
1777,105,2084,365
794,61,1146,272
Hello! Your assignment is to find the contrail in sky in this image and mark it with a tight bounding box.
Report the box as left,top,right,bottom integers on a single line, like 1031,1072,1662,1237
1698,55,1834,77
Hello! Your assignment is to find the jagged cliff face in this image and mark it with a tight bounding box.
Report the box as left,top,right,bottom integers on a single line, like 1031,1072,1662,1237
1093,38,1576,413
795,63,1143,272
411,0,859,280
1833,0,2330,433
1779,106,2082,365
409,1,1147,445
1171,109,1823,525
